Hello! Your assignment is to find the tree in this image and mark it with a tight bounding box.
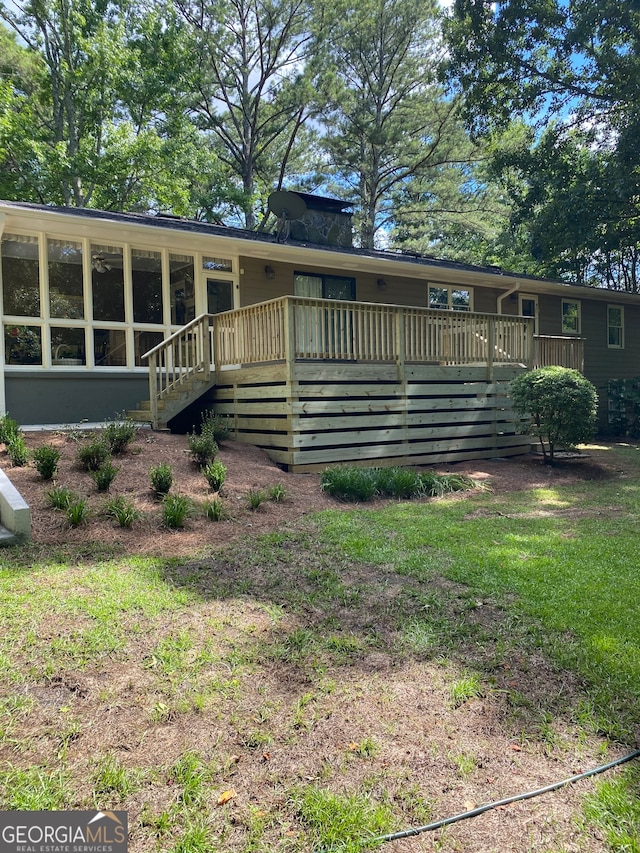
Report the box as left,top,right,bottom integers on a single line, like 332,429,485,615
314,0,479,249
175,0,319,228
0,2,233,215
444,0,640,288
509,367,598,464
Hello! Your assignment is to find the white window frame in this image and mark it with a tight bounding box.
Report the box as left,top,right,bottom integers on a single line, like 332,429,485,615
607,304,624,349
518,293,539,335
427,283,473,312
561,299,581,335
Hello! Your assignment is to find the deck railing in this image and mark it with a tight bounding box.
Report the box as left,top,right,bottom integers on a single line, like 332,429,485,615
214,296,536,368
532,334,585,372
142,313,213,427
141,300,586,422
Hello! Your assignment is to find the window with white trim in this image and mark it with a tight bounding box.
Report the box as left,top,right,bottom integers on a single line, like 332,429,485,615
561,299,581,334
428,284,472,311
608,305,624,348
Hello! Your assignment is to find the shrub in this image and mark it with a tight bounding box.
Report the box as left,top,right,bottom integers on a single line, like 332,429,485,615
188,432,217,466
0,414,20,445
149,463,173,496
66,498,89,527
46,486,78,510
204,497,227,521
77,439,110,471
375,467,422,499
162,494,191,529
200,410,231,444
32,444,61,480
92,460,119,492
509,366,598,463
102,419,138,454
104,496,140,528
6,435,29,467
202,460,226,492
320,467,377,502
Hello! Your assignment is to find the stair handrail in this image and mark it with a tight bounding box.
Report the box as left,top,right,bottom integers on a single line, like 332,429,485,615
141,313,215,428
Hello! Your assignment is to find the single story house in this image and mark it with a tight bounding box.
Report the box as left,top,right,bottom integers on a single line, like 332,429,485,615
1,195,637,470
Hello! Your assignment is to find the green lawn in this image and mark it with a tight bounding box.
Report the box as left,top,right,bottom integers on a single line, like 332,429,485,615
0,444,639,852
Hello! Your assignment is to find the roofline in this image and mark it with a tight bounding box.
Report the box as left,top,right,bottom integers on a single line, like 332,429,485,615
1,199,639,302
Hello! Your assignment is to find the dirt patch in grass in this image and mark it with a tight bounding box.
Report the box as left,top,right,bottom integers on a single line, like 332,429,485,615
0,433,635,851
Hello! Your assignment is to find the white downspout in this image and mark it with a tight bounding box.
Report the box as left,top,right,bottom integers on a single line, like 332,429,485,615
497,282,520,314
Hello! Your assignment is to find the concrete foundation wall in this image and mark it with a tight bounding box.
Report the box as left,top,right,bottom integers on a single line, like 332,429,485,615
5,372,148,425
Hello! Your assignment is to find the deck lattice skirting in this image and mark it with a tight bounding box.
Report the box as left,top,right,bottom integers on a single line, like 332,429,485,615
213,361,531,472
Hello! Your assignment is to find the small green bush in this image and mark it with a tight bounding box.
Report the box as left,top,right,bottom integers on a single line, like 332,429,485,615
509,366,598,463
0,414,20,445
200,410,231,444
46,486,78,510
204,497,227,521
32,444,61,480
104,496,140,528
66,498,89,527
102,419,138,454
202,460,226,492
92,460,119,492
77,439,110,471
6,435,29,467
149,463,173,496
162,494,191,529
188,432,217,466
375,467,422,499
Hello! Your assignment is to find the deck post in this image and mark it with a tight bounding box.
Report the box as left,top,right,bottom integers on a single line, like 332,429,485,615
487,317,495,383
149,351,158,429
202,314,211,381
395,307,409,446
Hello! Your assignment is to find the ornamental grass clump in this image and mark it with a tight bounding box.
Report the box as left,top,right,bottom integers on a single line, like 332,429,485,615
66,498,89,528
32,444,61,480
320,467,377,502
46,486,78,510
104,496,140,529
162,494,191,529
204,497,227,521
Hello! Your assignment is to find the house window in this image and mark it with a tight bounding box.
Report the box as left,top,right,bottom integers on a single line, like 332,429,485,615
1,234,40,317
608,305,624,348
561,299,581,334
48,239,84,319
294,273,355,300
428,285,471,311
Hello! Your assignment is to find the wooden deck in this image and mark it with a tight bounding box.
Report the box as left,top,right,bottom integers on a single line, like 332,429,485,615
136,296,585,469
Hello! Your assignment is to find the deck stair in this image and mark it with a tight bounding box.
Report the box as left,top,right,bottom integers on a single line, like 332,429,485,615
127,313,216,430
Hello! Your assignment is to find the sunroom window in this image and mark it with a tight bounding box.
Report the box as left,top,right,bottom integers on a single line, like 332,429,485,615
1,233,40,317
48,239,84,319
91,244,125,322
